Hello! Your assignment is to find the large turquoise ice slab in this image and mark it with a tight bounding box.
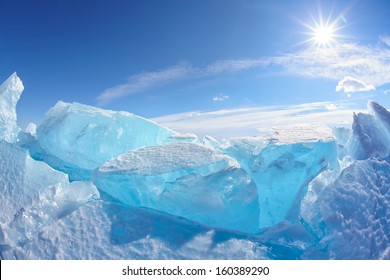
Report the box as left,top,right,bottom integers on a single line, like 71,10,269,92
93,142,259,233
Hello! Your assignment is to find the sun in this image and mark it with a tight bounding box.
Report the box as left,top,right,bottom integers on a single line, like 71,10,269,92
308,21,337,48
295,11,345,49
313,23,335,46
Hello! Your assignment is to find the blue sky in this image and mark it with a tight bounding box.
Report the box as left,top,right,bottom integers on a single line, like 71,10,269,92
1,0,390,136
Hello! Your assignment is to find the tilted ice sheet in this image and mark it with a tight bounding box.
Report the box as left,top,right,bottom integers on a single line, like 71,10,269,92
223,123,338,228
300,158,390,259
93,142,259,233
35,101,178,180
349,101,390,160
369,100,390,134
202,135,221,150
0,73,23,143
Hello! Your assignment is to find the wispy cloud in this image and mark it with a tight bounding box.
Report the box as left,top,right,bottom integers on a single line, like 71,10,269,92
97,36,390,104
96,62,193,106
96,59,266,105
336,76,375,96
270,41,390,87
213,94,229,102
153,101,357,139
205,59,266,74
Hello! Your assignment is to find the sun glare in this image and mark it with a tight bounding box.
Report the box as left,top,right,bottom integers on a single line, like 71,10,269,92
313,23,335,47
306,17,340,49
297,11,345,49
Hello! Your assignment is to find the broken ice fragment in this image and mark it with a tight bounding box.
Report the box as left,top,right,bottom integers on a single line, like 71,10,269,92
224,123,338,228
93,142,259,233
349,101,390,160
35,101,178,180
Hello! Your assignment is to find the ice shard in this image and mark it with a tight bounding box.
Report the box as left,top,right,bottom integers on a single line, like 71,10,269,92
0,73,23,143
349,101,390,160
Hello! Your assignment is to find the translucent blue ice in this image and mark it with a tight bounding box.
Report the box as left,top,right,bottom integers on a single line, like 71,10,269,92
332,126,351,160
34,101,178,180
224,124,339,228
92,142,260,233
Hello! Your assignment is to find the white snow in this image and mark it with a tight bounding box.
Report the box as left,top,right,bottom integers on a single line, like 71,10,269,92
98,142,237,175
263,123,335,144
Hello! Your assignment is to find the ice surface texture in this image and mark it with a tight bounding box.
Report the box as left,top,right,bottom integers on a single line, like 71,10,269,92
93,142,260,233
34,101,177,180
0,73,23,143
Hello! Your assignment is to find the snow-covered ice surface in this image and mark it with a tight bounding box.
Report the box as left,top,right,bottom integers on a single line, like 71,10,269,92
1,196,269,260
0,73,389,259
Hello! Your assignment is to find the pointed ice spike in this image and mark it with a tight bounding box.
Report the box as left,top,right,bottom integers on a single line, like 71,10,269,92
0,73,24,143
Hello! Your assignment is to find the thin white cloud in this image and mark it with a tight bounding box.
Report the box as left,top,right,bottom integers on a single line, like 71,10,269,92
269,41,390,87
336,76,375,96
97,59,266,105
97,36,390,104
206,59,266,74
96,63,194,105
152,101,357,139
325,103,338,111
384,89,390,95
213,94,229,102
